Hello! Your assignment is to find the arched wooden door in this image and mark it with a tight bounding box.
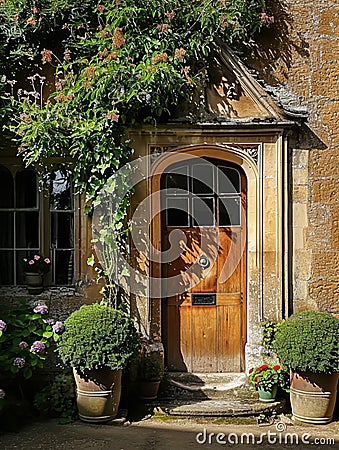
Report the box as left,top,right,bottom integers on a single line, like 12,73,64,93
161,157,246,372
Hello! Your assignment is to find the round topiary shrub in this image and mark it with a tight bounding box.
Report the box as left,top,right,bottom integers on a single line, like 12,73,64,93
57,303,140,374
272,311,339,374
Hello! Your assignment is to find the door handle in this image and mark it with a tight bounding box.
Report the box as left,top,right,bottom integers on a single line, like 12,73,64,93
198,254,210,269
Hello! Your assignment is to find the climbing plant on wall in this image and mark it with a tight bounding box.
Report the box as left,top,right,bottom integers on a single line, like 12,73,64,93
1,0,271,199
0,0,272,300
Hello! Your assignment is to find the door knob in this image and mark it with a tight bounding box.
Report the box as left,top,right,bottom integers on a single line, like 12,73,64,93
198,254,210,269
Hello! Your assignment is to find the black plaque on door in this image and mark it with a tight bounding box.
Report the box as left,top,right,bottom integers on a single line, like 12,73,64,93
192,293,216,306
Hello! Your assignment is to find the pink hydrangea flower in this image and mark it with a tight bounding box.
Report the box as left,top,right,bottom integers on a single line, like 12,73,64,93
13,357,26,368
33,304,48,314
30,341,46,353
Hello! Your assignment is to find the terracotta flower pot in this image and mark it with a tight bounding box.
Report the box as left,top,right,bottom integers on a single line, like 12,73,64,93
73,368,122,423
25,272,43,295
290,370,339,424
139,380,161,400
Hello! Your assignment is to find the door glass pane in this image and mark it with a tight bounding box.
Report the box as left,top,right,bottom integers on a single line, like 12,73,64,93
219,197,241,226
15,170,37,208
193,197,214,226
217,167,240,194
0,250,14,285
0,166,14,208
192,164,214,194
50,170,72,210
0,212,14,247
166,198,189,227
51,212,74,248
55,250,74,285
165,165,189,195
16,211,39,248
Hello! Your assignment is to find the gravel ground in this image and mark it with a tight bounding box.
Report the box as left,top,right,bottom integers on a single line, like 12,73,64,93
0,415,338,450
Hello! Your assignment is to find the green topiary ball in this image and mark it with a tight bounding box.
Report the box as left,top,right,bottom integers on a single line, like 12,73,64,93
57,303,140,374
272,311,339,374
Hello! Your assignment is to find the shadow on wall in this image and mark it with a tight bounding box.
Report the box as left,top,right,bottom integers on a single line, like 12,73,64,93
248,0,310,85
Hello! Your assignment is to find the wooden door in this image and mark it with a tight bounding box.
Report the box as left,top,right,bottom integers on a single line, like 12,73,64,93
161,158,246,372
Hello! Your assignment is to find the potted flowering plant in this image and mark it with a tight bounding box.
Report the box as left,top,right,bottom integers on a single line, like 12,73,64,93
22,254,51,294
248,364,288,402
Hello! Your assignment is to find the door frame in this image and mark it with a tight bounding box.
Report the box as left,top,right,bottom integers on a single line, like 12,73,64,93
149,144,259,372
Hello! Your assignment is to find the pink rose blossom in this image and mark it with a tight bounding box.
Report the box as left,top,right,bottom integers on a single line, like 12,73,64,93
34,255,41,260
29,260,35,265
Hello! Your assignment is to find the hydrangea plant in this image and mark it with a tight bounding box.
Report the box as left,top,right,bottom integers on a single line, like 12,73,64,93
0,300,63,380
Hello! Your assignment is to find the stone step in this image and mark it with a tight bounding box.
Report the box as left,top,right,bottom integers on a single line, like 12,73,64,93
152,372,287,418
160,372,257,401
168,372,252,399
164,398,286,417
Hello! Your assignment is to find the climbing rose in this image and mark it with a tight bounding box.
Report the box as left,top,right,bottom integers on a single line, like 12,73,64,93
30,341,46,352
249,368,254,374
0,320,6,331
260,364,269,370
273,365,280,371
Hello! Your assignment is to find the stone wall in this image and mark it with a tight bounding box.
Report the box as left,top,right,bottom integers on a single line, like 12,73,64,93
250,0,339,314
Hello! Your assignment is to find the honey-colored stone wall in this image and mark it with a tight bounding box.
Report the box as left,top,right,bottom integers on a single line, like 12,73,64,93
252,1,339,314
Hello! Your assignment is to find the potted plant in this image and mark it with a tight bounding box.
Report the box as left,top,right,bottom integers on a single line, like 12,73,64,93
248,364,288,402
22,254,51,294
138,338,164,400
271,310,339,424
56,303,140,423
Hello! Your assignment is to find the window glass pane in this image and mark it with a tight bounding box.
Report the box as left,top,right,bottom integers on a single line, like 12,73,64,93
192,164,214,194
193,198,214,226
0,166,14,208
0,212,14,247
15,211,39,248
50,170,72,210
16,250,36,284
165,166,188,195
217,167,240,194
166,198,189,227
15,170,37,208
0,251,14,285
219,197,241,226
51,212,74,248
54,250,74,285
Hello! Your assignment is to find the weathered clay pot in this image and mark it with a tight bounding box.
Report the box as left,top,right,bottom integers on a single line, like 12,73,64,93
290,370,339,424
139,380,161,400
73,368,122,423
25,272,43,295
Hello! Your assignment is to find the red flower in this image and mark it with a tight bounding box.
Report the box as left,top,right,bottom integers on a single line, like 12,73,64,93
254,376,259,382
260,364,269,370
273,365,280,370
249,368,254,374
